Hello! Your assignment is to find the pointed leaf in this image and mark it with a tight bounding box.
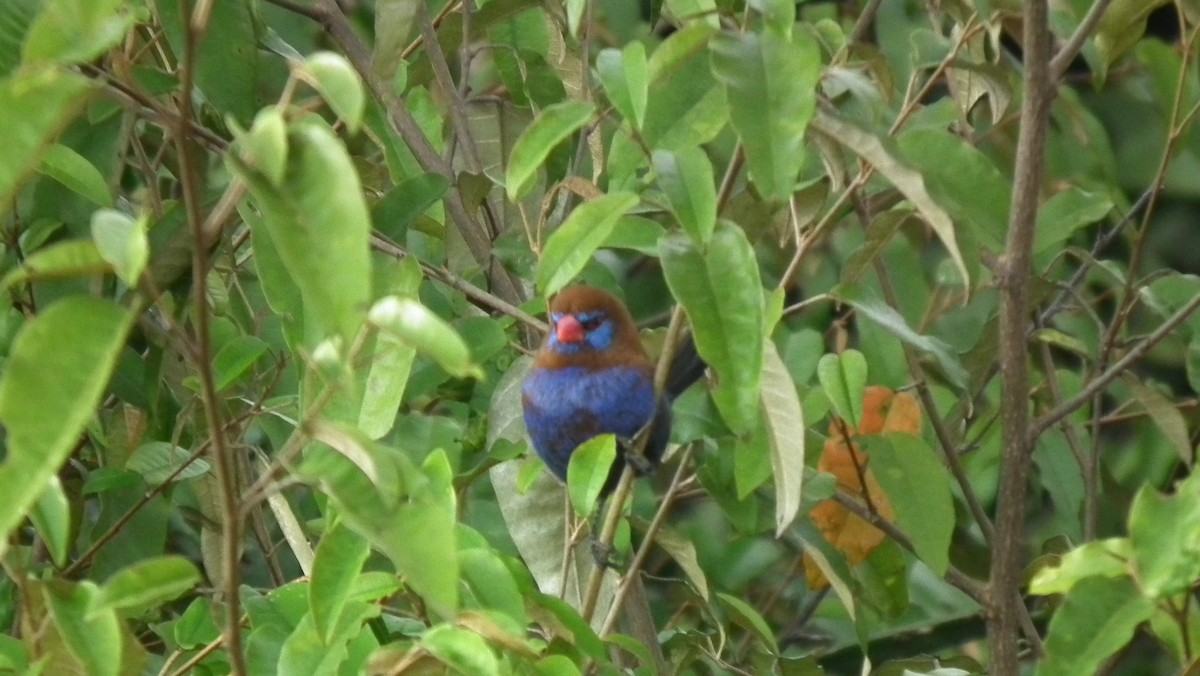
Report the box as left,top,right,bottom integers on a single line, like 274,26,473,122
38,143,112,207
653,147,717,244
816,350,867,429
536,192,639,296
368,296,481,379
90,209,148,287
301,52,365,133
761,340,805,535
505,101,594,200
866,434,954,576
566,434,615,517
1037,576,1153,676
310,521,371,644
91,555,201,614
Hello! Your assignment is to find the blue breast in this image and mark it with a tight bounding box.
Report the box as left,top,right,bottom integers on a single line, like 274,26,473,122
522,366,656,480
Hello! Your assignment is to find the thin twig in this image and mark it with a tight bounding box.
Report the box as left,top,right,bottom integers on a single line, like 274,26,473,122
1049,0,1115,79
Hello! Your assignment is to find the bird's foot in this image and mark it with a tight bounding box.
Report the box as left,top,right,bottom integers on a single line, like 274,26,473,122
590,539,625,570
617,437,656,476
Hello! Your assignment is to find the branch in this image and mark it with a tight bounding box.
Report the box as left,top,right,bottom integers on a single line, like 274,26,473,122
989,1,1055,671
1050,0,1114,80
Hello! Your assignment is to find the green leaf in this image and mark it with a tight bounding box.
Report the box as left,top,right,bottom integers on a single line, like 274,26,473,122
1034,188,1113,254
866,435,955,576
1128,472,1200,598
505,101,594,200
43,580,121,676
596,42,648,129
1093,0,1171,80
0,297,131,558
1029,538,1132,596
1123,374,1192,463
536,192,639,296
760,340,805,535
91,555,202,614
816,350,867,429
90,209,148,287
717,592,779,653
38,143,112,206
231,118,372,341
310,521,371,644
654,523,709,601
211,334,270,391
422,624,500,676
812,111,970,287
372,172,450,242
237,106,289,187
831,284,968,389
459,547,527,625
23,0,134,65
1036,576,1153,676
653,147,717,244
0,239,110,290
125,441,209,485
709,29,819,201
661,221,764,434
368,296,481,379
29,476,71,567
301,52,365,133
0,68,93,218
566,434,616,517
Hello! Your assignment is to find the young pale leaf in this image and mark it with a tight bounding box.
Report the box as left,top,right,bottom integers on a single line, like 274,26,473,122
1029,538,1132,596
866,435,954,576
566,434,616,517
310,521,371,644
816,350,867,429
653,147,717,244
90,209,148,286
237,106,289,186
38,143,112,207
597,42,648,129
1128,472,1200,599
0,239,110,291
230,118,372,341
368,297,481,379
358,335,417,439
536,192,639,296
505,101,594,200
1037,576,1154,676
43,581,121,676
22,0,134,66
709,29,819,202
91,555,201,614
661,221,764,434
422,625,501,676
0,298,132,558
761,340,805,536
0,68,92,218
811,111,970,287
29,477,71,567
301,52,365,133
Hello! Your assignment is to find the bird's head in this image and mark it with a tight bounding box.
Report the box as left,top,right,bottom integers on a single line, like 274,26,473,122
542,286,646,361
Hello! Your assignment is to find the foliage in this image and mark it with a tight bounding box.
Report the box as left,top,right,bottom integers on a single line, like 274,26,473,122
0,0,1198,673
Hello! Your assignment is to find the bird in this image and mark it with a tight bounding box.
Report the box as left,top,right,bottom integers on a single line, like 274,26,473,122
522,286,706,493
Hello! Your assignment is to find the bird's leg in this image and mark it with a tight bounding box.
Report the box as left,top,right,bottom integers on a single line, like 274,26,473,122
589,496,625,570
618,420,656,476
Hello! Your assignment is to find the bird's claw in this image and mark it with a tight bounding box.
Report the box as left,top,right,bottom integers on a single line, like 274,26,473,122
590,539,624,570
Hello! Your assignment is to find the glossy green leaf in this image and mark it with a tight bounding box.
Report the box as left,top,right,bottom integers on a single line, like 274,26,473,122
460,547,527,624
311,521,371,644
505,101,593,200
653,147,717,244
566,434,616,517
0,239,110,291
301,51,365,133
125,442,209,485
536,191,639,296
816,349,867,429
43,580,120,676
832,285,968,389
1030,538,1132,596
661,221,764,434
709,29,818,201
812,111,969,287
866,435,954,576
422,624,500,676
231,118,372,341
0,297,131,558
23,0,134,65
761,340,805,535
91,555,201,614
0,68,92,217
1037,576,1153,676
38,142,111,206
29,476,71,567
368,296,481,379
1129,472,1200,598
90,209,148,286
596,42,648,129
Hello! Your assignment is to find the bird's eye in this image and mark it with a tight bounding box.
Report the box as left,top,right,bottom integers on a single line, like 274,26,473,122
579,316,602,331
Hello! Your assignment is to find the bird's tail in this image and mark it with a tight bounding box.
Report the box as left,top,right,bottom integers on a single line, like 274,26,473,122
664,334,707,399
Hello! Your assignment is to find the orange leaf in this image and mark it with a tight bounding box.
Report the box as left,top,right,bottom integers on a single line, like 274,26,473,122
805,386,920,589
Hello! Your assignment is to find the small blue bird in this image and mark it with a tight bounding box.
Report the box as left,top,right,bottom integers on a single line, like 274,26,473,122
522,286,704,491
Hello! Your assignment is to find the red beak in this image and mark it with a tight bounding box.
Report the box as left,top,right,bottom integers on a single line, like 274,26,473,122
555,314,585,344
